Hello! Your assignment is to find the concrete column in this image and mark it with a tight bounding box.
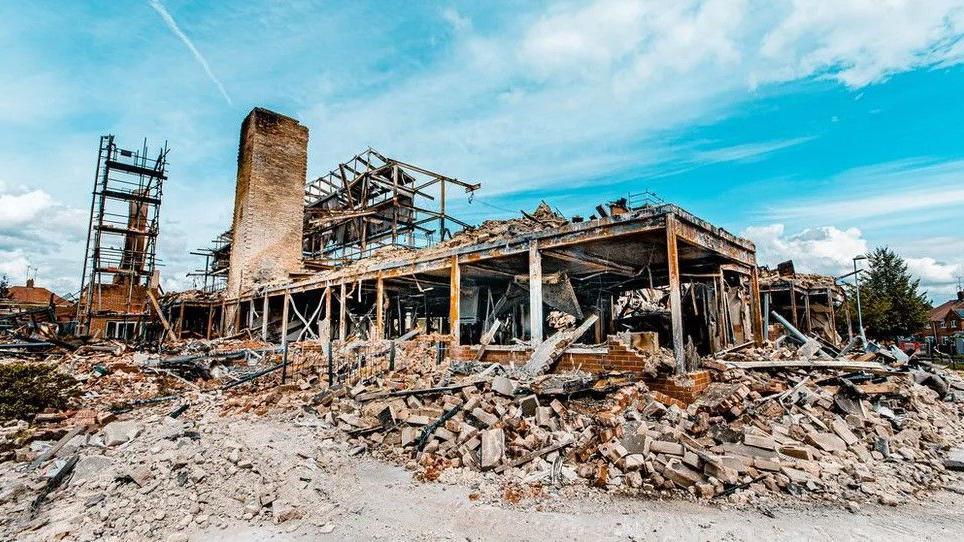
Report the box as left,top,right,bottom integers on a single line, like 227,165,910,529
261,295,270,340
205,304,214,340
177,303,185,338
322,287,332,342
750,266,764,347
281,292,290,345
449,256,461,344
826,288,836,340
666,215,685,374
281,292,291,344
528,241,543,345
339,283,347,340
375,276,385,340
790,279,799,328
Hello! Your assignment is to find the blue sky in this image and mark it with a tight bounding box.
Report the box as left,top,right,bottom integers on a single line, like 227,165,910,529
1,0,963,302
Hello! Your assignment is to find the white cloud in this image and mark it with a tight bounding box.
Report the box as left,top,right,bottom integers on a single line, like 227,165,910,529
441,8,471,31
758,0,964,87
0,188,53,228
744,223,868,275
906,257,962,284
746,224,964,303
0,183,88,295
305,0,964,200
0,249,30,281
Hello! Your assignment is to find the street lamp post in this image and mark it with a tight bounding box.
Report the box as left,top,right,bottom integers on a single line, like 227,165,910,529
853,255,867,343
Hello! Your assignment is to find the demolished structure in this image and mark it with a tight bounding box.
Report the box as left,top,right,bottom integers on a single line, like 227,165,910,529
170,107,765,390
759,263,848,345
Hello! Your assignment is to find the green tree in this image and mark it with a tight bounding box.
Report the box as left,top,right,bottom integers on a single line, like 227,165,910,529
848,247,930,340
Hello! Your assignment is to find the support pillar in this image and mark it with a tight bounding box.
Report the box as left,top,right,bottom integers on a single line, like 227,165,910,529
248,299,255,331
205,304,214,340
375,275,385,340
177,303,185,338
528,241,543,345
322,286,332,342
827,288,836,341
666,215,685,374
339,283,347,340
261,295,269,340
750,266,764,347
790,280,799,328
218,301,226,335
449,256,461,344
281,292,290,345
233,301,241,334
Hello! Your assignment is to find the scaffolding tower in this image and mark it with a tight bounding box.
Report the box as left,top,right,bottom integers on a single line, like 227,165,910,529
78,135,168,336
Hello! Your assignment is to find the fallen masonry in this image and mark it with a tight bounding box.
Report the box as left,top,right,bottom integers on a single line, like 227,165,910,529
3,328,964,540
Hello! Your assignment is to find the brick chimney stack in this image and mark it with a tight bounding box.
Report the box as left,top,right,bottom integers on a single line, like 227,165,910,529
226,108,308,299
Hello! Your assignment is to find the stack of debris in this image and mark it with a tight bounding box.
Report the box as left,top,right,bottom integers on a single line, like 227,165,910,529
3,320,964,531
303,338,964,505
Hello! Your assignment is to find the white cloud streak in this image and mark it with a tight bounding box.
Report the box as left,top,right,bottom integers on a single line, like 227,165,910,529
693,136,815,164
764,158,964,225
148,0,233,106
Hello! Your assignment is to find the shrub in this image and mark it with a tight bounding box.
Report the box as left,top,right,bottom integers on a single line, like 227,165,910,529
0,363,79,421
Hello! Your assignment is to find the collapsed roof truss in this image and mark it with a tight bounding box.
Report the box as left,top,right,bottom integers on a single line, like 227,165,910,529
303,148,480,262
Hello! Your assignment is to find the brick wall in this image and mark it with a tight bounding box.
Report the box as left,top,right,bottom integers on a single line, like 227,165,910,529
452,338,711,404
78,282,153,337
226,108,308,299
644,371,711,403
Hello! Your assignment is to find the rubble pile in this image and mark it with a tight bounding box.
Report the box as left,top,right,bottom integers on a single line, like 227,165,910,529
312,342,964,506
0,398,353,541
2,326,964,541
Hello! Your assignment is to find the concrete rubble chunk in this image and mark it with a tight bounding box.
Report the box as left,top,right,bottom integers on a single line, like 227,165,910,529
127,465,153,487
535,406,553,427
71,455,115,482
491,376,517,397
480,429,505,469
272,497,303,523
665,460,703,487
945,447,964,471
650,440,684,456
471,408,499,427
830,418,859,447
621,454,645,471
598,439,628,462
101,420,142,447
743,433,776,451
806,430,847,453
